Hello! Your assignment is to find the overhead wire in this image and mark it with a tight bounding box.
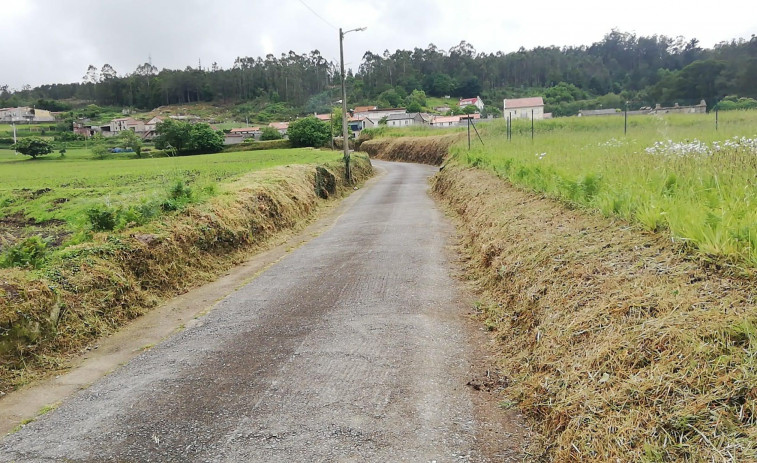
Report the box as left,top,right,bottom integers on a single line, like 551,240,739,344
297,0,338,31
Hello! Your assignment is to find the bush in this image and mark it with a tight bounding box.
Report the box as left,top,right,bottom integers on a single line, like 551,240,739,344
260,126,283,141
1,236,48,269
86,205,118,231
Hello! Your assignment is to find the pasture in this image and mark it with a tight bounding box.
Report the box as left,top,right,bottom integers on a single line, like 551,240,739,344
0,147,342,256
461,111,757,269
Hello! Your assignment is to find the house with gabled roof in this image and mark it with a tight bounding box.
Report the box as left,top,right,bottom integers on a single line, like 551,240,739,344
458,96,484,112
385,112,427,127
503,97,545,120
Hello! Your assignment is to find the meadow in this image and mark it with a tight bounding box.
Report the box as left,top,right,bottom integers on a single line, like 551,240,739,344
0,147,342,258
459,111,757,269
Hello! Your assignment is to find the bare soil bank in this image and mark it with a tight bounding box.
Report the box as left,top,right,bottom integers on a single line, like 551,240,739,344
0,156,372,393
432,164,756,462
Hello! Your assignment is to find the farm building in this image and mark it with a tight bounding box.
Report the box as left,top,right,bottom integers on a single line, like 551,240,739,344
503,97,545,120
650,100,707,114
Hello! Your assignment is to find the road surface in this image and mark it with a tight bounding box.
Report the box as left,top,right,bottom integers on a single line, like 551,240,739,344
0,161,521,462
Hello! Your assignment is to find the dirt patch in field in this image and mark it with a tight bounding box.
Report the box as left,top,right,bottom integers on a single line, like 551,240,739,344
359,134,461,165
0,157,373,393
0,214,70,253
433,164,757,462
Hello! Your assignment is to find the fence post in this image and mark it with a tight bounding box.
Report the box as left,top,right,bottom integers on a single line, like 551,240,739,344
467,116,471,150
531,109,534,140
716,108,719,131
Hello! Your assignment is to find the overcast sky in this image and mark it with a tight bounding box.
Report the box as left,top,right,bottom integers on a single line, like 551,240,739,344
2,0,755,90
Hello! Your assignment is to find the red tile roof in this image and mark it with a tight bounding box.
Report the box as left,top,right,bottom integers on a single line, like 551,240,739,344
504,97,544,109
459,97,479,105
230,127,261,133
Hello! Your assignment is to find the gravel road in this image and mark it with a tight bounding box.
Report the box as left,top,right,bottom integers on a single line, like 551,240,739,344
0,161,517,462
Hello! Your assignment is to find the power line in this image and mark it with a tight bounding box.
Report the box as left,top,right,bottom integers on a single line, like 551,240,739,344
297,0,338,31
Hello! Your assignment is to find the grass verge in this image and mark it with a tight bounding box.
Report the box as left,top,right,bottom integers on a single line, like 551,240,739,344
433,163,756,462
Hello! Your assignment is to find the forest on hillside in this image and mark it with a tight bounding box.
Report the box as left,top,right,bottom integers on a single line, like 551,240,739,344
2,30,756,117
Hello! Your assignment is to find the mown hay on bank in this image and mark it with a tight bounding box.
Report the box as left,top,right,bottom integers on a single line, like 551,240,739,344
433,164,757,462
0,157,372,392
359,134,460,165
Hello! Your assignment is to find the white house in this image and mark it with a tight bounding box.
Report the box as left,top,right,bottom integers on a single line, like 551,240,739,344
360,108,407,121
458,96,484,112
503,97,545,120
0,107,56,123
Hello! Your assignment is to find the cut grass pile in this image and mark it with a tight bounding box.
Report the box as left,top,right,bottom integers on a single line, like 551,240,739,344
461,111,757,270
434,164,756,462
0,148,372,392
359,133,461,165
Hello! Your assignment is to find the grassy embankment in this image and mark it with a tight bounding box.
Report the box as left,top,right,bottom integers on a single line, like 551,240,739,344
0,147,372,392
361,113,757,461
465,112,757,269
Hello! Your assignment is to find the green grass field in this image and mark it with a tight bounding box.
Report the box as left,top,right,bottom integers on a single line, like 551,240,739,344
459,111,757,268
0,147,342,254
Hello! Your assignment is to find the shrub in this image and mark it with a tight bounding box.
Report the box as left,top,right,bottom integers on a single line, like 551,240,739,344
170,180,192,200
86,205,117,231
260,126,283,141
1,236,48,269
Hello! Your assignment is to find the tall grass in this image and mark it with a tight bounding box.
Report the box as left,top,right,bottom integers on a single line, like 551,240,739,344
458,112,757,269
0,147,342,245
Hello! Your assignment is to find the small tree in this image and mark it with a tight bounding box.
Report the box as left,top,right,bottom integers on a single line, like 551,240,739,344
117,129,143,157
260,126,283,141
13,137,53,159
189,124,224,153
406,101,423,113
287,116,330,148
91,144,108,160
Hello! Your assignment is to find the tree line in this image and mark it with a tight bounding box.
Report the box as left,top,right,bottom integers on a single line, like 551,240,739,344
1,30,756,116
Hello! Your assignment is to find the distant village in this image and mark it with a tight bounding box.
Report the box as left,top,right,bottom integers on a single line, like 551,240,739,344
0,96,708,146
